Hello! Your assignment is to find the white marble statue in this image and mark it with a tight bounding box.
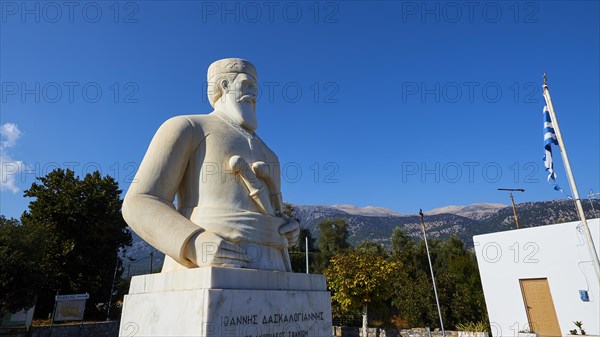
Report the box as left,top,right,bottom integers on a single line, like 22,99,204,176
122,58,300,272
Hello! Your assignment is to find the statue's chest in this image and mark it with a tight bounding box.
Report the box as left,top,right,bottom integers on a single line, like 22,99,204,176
201,127,277,165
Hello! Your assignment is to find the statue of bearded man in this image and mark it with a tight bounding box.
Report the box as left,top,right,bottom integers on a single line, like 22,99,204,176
122,58,300,272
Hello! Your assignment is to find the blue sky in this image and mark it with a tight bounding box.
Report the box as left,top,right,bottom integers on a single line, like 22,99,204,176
1,1,599,219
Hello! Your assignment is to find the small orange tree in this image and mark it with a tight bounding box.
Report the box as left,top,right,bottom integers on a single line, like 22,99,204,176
324,250,400,335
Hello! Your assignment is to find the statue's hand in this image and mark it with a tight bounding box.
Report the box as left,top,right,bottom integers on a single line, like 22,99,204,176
278,217,300,247
186,231,250,268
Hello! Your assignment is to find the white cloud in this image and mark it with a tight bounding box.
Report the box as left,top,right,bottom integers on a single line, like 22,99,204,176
0,123,21,148
0,123,24,193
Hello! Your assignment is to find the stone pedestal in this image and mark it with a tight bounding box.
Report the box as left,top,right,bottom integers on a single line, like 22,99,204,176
119,267,332,337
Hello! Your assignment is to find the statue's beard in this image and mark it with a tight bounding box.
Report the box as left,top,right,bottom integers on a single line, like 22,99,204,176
225,97,257,131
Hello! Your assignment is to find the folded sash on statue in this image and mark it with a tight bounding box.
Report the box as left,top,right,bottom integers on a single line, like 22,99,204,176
181,206,288,249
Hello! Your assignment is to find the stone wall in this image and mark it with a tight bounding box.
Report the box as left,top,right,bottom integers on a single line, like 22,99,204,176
2,323,461,337
0,321,119,337
333,326,460,337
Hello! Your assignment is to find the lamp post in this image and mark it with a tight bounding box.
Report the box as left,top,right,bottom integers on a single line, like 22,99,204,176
305,236,309,274
419,209,445,337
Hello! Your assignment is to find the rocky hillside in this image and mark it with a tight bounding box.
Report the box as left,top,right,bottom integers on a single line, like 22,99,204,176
295,200,600,246
293,205,482,246
425,203,507,220
480,199,600,233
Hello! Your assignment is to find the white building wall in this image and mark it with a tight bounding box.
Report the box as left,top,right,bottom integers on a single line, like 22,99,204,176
474,218,599,337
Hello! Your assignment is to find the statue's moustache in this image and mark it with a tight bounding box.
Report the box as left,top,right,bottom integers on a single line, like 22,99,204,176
237,95,256,103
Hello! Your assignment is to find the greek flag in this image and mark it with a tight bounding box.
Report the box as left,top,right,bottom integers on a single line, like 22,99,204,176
543,105,558,182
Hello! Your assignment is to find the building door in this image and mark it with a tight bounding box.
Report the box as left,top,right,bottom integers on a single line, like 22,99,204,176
520,278,562,336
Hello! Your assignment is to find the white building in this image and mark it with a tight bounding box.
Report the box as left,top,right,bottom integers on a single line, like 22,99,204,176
474,218,599,337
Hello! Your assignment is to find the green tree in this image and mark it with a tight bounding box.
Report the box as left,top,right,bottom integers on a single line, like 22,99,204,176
0,216,43,315
432,237,488,327
390,231,488,328
314,218,350,272
391,227,416,261
20,169,132,319
324,251,401,336
390,228,437,327
355,240,387,257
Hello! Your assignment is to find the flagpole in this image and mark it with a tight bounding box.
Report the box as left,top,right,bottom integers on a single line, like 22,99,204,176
542,73,600,281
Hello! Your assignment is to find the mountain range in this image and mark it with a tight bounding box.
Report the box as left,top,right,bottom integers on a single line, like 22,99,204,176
295,200,600,245
124,199,600,275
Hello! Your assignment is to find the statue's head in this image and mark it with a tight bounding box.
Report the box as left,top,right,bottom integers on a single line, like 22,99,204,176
207,58,259,131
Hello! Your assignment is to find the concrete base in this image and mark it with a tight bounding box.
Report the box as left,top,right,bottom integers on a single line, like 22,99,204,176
119,267,332,337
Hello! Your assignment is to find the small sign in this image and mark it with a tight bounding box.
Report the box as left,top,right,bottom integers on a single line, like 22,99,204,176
579,290,589,302
55,293,89,301
52,293,89,322
1,307,35,327
54,300,86,321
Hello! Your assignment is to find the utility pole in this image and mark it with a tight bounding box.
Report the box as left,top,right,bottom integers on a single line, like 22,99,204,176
498,188,525,229
419,209,445,337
